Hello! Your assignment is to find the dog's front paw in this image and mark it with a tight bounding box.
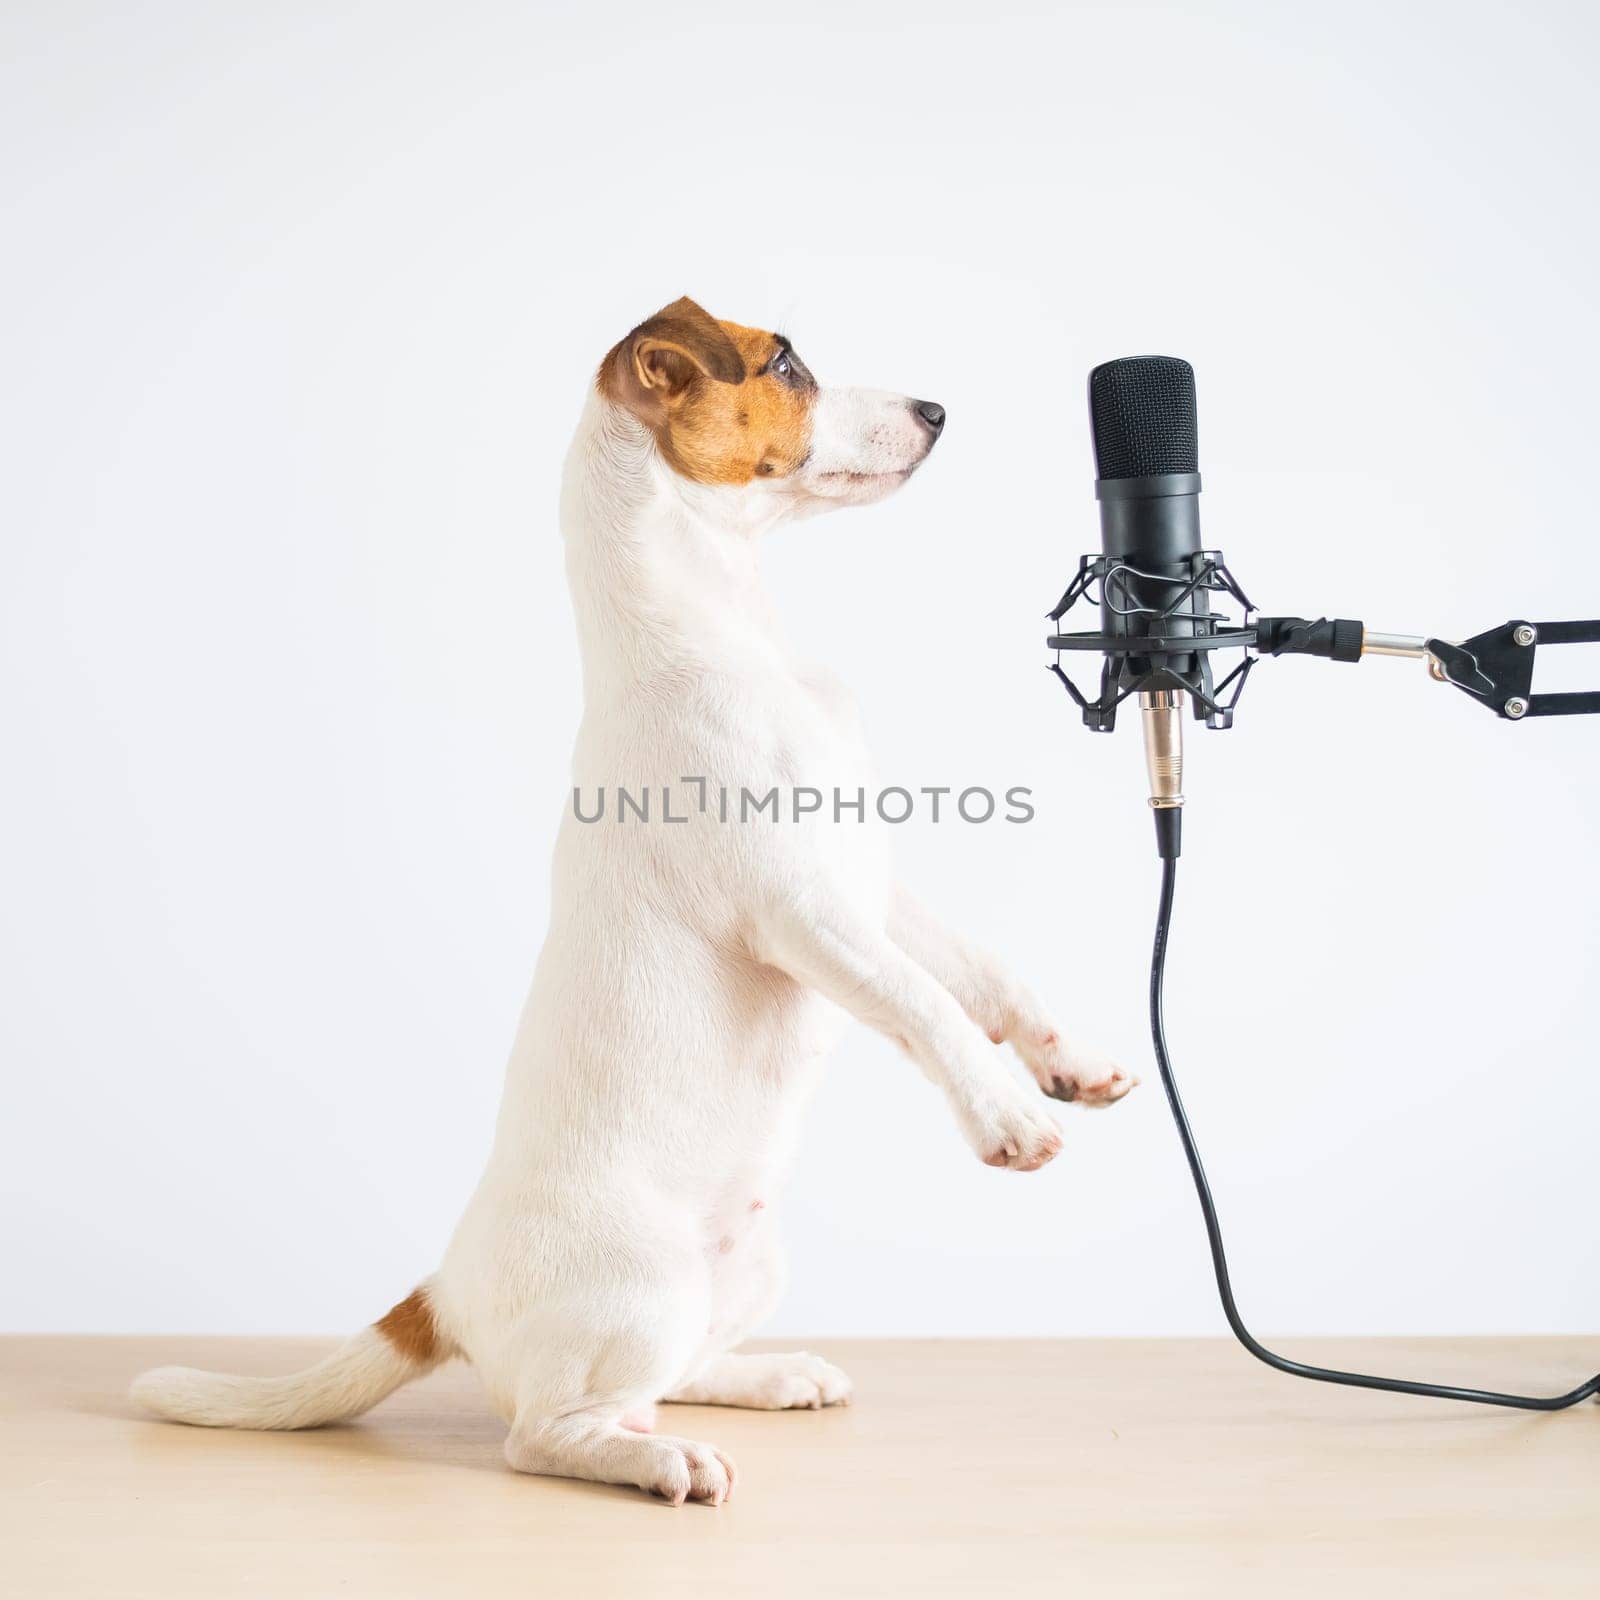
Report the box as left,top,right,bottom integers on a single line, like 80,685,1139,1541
958,1081,1063,1171
1012,1023,1137,1109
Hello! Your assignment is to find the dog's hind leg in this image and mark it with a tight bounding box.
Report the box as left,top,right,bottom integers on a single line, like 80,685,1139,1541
663,1217,853,1411
667,1351,852,1410
506,1403,736,1506
497,1287,737,1505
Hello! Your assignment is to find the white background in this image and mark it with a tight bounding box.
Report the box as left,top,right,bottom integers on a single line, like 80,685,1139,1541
5,1,1598,1340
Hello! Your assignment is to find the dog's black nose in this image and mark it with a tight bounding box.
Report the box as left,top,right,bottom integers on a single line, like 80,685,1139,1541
914,399,946,435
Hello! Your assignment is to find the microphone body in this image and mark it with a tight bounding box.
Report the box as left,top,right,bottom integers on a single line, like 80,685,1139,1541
1090,356,1207,688
1089,356,1206,857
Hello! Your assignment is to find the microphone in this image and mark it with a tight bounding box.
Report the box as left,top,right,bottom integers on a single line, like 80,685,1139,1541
1050,353,1600,847
1089,353,1202,634
1043,349,1600,1420
1089,356,1207,860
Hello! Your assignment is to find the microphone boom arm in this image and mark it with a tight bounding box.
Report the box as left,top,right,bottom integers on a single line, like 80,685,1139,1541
1255,614,1600,721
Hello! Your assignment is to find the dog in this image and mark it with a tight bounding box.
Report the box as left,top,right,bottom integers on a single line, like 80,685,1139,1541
131,297,1134,1505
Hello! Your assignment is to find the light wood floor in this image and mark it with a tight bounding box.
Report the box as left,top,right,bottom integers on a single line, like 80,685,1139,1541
3,1335,1595,1597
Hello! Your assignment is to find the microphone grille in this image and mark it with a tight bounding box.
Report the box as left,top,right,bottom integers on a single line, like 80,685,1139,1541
1089,356,1198,479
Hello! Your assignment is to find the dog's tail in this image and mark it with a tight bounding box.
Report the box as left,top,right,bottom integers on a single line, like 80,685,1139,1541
129,1285,453,1430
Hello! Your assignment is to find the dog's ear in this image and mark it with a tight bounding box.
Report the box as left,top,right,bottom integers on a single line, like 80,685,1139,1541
603,297,745,414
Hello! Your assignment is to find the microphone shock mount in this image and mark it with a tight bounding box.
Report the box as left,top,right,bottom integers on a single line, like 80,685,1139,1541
1048,547,1600,730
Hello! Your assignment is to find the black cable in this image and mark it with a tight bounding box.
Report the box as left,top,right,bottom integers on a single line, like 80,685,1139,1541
1150,854,1600,1412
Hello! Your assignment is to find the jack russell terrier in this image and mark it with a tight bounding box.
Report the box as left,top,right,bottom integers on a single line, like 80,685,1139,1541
132,297,1134,1504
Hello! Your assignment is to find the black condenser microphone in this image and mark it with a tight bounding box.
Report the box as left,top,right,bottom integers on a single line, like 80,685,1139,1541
1045,348,1600,1418
1089,354,1203,635
1088,356,1205,858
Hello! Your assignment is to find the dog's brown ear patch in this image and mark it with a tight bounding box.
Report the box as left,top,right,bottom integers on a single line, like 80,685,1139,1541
601,296,746,413
375,1286,440,1365
598,297,815,486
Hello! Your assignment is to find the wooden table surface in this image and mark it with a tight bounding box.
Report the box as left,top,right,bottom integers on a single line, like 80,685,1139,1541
3,1334,1596,1597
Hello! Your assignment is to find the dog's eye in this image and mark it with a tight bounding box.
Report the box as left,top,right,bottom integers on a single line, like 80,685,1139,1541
773,353,792,378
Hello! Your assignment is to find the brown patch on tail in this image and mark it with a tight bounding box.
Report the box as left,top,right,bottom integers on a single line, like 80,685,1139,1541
375,1287,440,1365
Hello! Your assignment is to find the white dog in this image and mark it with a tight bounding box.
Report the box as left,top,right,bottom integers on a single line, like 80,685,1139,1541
132,298,1134,1504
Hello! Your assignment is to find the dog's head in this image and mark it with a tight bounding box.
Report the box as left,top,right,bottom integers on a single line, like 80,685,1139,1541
597,297,943,515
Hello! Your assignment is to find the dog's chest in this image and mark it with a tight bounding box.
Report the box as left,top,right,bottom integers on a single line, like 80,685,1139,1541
788,662,869,769
778,664,892,904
